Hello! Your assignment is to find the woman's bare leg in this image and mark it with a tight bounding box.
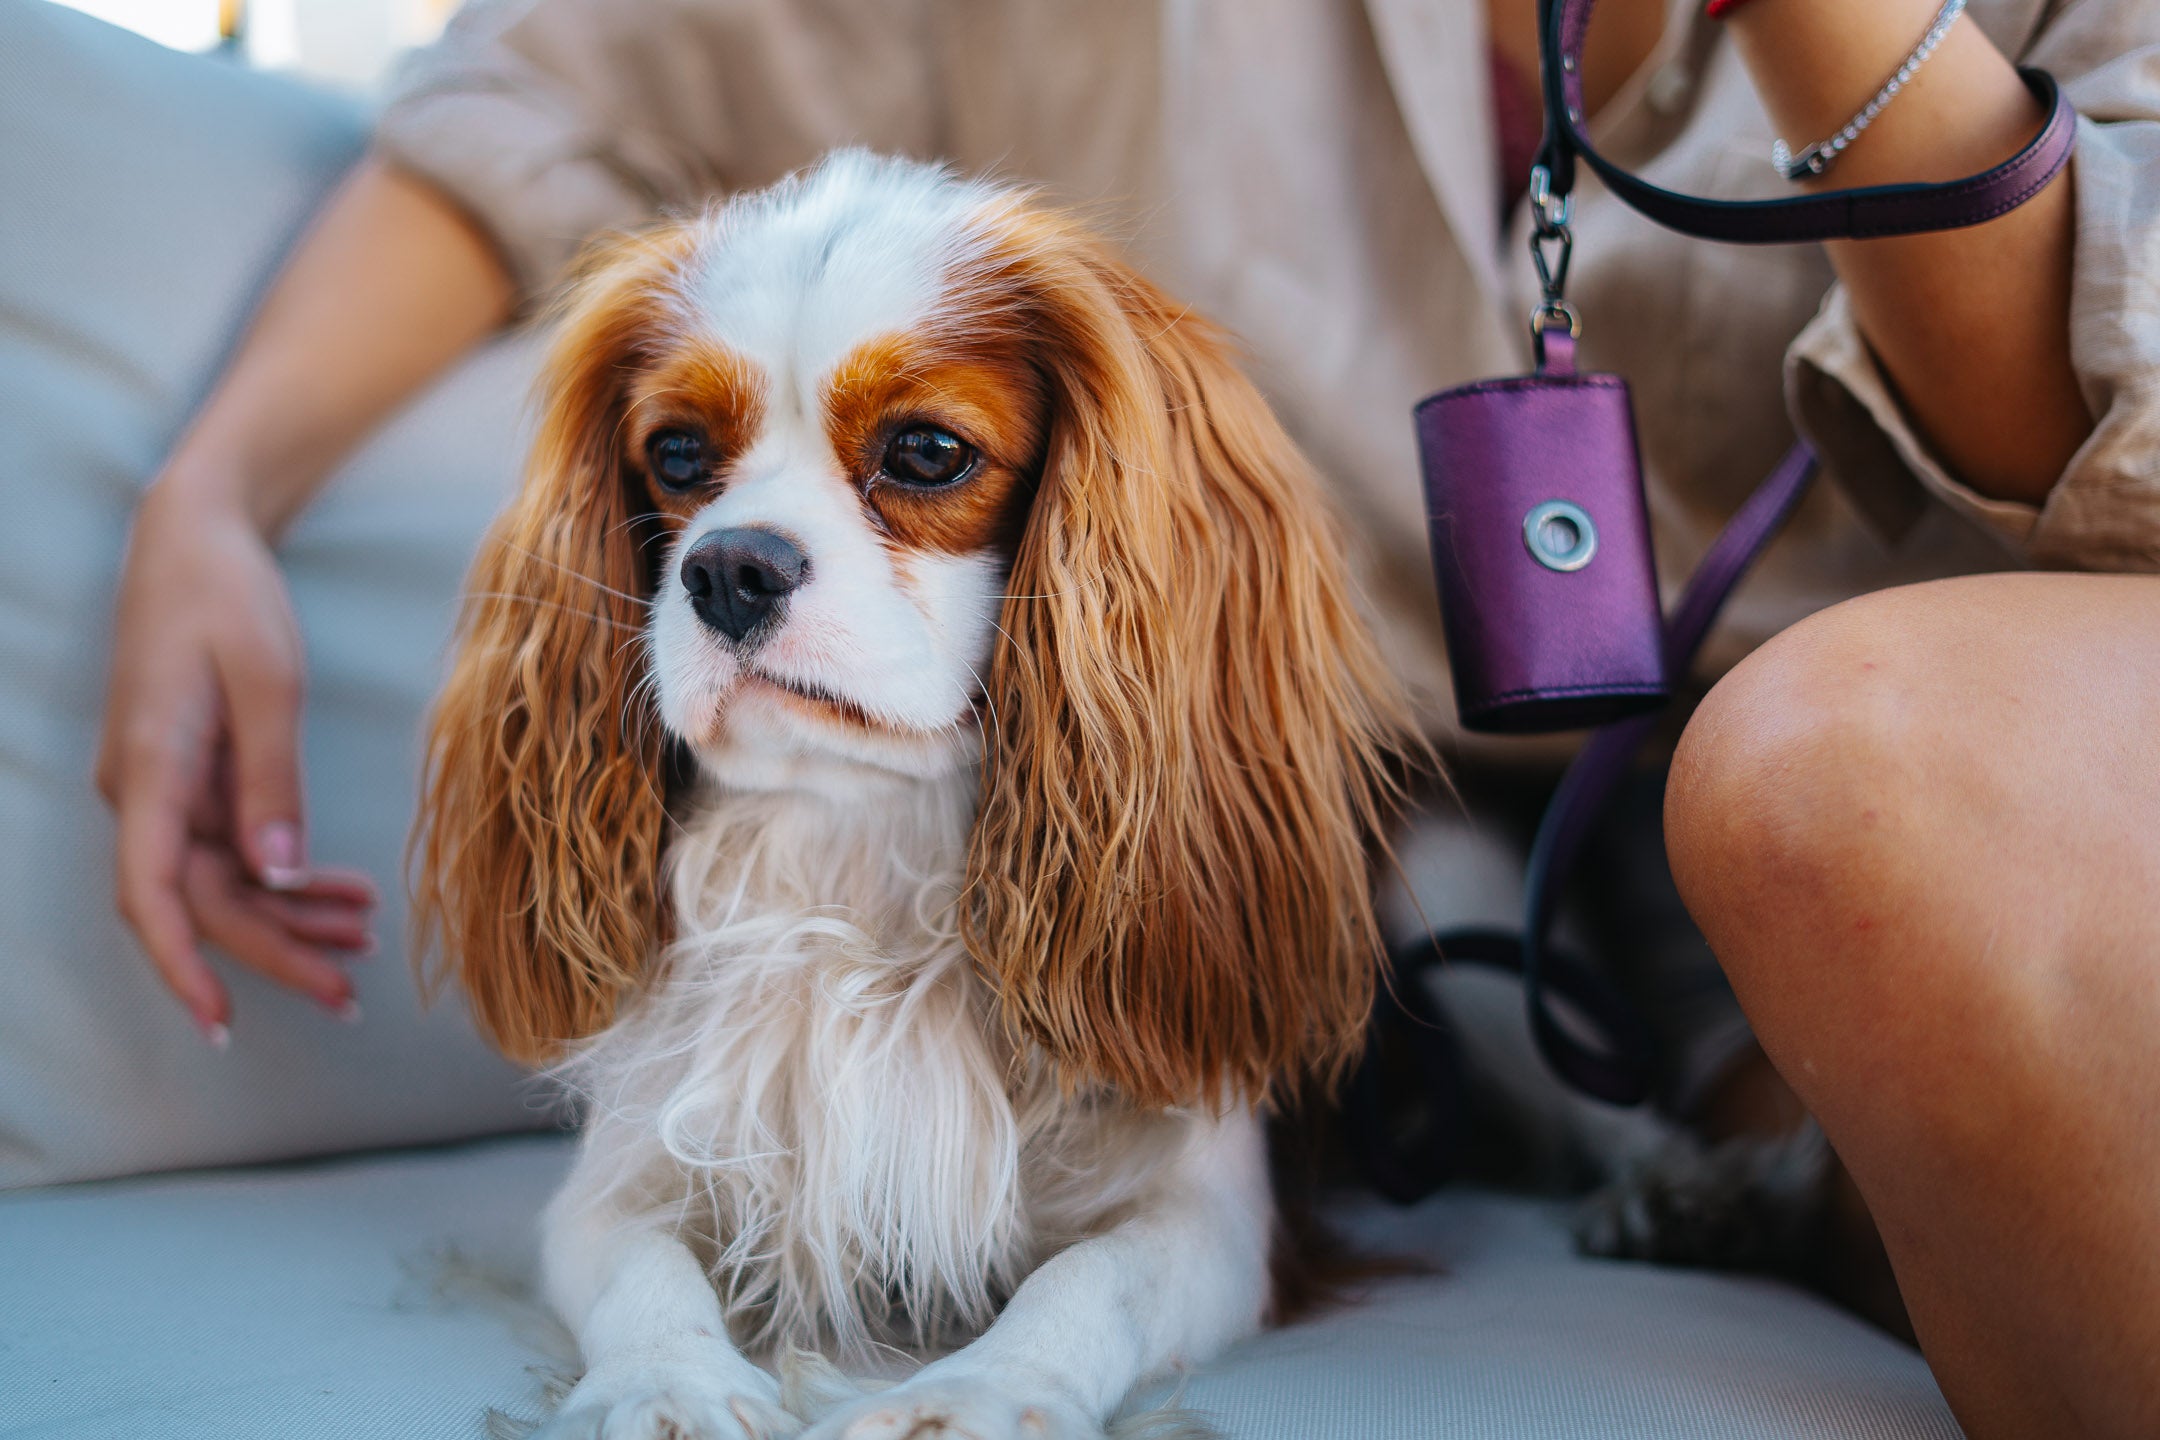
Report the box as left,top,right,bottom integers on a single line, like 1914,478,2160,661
1665,573,2160,1440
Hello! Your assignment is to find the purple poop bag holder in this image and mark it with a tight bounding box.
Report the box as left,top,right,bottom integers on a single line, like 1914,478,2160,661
1422,1,2075,737
1418,317,1664,736
1356,0,2078,1165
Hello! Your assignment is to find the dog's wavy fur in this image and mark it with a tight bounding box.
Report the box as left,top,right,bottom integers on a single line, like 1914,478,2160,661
412,228,697,1061
958,206,1406,1108
415,188,1406,1108
409,153,1418,1434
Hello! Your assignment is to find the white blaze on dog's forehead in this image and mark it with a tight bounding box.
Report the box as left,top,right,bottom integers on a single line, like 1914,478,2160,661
689,426,854,537
682,152,999,390
647,154,1017,768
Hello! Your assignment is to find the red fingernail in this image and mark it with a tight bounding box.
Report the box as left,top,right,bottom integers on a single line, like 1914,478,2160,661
256,822,307,891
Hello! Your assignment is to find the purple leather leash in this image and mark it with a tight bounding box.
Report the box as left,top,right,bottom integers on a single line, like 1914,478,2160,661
1519,441,1818,1101
1353,0,2082,1192
1537,1,2079,245
1507,0,2079,1105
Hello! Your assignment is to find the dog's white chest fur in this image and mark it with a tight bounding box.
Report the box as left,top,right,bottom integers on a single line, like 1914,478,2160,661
557,772,1168,1361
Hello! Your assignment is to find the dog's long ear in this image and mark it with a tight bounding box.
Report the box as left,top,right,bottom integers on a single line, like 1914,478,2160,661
411,231,689,1066
963,211,1418,1108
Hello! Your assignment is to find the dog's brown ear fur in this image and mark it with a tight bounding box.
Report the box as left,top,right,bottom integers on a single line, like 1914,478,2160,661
961,205,1417,1108
410,229,693,1065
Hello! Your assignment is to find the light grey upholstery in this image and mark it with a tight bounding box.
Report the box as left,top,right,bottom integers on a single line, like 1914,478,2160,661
0,1135,1961,1439
0,0,545,1188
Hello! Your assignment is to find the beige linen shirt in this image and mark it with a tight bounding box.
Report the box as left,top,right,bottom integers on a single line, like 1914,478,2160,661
377,0,2160,732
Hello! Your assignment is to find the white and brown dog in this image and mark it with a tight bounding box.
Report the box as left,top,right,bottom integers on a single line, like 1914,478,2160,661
413,151,1412,1440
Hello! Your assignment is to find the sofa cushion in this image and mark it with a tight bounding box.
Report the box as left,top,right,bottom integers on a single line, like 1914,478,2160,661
0,0,549,1187
0,1135,1959,1438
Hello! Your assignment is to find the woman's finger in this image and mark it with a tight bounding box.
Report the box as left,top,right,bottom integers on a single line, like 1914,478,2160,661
250,888,377,954
109,729,231,1045
215,636,310,891
181,846,358,1018
280,864,380,910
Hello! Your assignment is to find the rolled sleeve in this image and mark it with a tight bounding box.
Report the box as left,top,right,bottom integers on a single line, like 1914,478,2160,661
375,80,662,300
1786,30,2160,572
373,0,940,301
376,1,685,296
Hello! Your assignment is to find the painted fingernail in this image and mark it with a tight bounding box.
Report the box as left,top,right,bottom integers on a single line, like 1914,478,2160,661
196,1017,232,1050
255,822,308,890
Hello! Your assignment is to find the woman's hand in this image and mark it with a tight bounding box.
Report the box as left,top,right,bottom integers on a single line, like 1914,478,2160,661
88,155,519,1043
97,473,375,1042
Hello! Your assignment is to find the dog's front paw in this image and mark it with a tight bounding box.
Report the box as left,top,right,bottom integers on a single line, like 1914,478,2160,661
534,1356,800,1440
802,1371,1096,1440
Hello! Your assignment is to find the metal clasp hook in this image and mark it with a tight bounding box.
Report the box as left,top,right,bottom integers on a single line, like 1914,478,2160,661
1526,163,1579,346
1528,164,1572,235
1530,227,1573,306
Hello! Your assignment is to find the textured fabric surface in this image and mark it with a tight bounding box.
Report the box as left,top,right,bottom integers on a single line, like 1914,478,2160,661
0,1137,571,1439
0,1135,1960,1439
0,0,549,1187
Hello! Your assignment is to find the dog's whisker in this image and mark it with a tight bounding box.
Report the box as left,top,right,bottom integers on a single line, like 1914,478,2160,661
956,656,1003,755
498,543,650,606
468,591,646,635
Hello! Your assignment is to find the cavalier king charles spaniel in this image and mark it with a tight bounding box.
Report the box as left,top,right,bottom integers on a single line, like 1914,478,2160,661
413,151,1413,1440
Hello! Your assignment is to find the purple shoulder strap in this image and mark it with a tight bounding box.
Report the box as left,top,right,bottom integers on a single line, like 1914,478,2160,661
1514,0,2078,1104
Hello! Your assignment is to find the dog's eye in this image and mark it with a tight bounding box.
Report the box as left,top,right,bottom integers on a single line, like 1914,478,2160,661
646,429,708,492
882,424,976,488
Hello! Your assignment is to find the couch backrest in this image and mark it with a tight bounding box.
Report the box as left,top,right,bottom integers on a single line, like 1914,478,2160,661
0,0,554,1187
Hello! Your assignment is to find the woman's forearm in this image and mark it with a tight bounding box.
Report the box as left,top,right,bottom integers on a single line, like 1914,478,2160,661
162,154,517,535
1726,0,2091,506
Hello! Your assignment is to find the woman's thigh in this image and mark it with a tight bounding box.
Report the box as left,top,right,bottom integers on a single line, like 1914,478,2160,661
1665,571,2160,1437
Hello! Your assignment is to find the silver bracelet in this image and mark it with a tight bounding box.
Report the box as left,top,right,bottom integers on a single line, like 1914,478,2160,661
1771,0,1967,183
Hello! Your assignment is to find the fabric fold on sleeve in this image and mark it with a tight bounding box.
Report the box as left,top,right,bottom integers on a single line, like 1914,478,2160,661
372,0,944,304
374,84,665,301
374,2,689,297
1786,96,2160,572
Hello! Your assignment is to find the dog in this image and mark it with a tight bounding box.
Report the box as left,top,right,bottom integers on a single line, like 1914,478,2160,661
412,151,1415,1440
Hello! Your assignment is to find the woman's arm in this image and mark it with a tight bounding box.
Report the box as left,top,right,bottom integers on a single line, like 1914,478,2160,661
166,155,518,534
98,155,515,1039
1724,0,2091,506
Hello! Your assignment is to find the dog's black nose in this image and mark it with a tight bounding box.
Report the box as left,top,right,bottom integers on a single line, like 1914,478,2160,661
679,527,808,642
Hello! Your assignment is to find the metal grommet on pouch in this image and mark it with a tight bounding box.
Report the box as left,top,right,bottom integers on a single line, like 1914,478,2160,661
1523,500,1598,572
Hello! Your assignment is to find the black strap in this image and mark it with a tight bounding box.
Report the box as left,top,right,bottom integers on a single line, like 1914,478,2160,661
1348,928,1656,1202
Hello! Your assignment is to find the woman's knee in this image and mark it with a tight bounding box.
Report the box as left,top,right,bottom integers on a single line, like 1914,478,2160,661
1656,580,2036,1067
1664,575,2152,1102
1668,591,1929,956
